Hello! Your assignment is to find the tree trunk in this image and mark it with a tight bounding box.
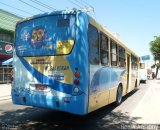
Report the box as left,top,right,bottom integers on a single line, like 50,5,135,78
156,66,159,78
156,60,160,78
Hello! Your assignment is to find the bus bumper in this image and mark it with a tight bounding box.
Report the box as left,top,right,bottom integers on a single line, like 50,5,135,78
11,89,87,115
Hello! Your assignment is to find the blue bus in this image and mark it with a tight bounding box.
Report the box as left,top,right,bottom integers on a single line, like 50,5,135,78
11,10,139,115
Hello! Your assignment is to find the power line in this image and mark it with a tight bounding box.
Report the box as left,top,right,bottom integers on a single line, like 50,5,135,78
73,0,98,21
75,0,87,8
18,0,46,13
73,0,95,22
35,0,57,10
68,0,83,9
0,1,33,15
81,0,93,8
28,0,56,11
79,0,97,21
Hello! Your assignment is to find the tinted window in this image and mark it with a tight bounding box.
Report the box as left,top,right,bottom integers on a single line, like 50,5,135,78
131,55,138,69
16,15,75,56
57,19,70,27
111,40,118,66
88,24,99,65
100,33,109,65
119,45,126,67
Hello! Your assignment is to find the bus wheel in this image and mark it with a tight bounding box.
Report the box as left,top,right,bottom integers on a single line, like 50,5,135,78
115,85,122,106
135,80,138,89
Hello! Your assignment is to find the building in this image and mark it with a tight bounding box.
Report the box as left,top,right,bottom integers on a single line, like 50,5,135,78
0,9,22,83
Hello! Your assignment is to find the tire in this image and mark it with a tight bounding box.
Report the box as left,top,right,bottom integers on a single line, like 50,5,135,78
115,85,122,106
135,80,137,89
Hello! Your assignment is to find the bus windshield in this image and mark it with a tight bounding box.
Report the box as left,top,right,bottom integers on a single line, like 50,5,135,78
15,14,75,56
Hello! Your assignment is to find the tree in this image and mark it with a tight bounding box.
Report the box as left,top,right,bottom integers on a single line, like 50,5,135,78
149,36,160,77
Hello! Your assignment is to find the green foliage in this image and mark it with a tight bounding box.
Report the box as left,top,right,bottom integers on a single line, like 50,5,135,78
151,64,155,68
157,63,160,68
150,36,160,77
152,63,160,68
150,36,160,61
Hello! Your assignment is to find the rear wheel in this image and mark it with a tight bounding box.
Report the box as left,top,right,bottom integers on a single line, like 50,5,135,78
115,85,122,106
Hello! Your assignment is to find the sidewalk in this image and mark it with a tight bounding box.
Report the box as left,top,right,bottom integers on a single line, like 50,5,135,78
131,80,160,124
0,84,11,102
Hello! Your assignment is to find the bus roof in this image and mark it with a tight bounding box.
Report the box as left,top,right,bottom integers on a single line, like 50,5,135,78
16,10,77,24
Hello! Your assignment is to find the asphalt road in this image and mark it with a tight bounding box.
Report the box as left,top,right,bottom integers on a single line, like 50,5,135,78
0,80,160,130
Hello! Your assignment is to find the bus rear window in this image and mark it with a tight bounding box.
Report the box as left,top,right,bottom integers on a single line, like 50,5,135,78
57,19,70,27
15,14,75,56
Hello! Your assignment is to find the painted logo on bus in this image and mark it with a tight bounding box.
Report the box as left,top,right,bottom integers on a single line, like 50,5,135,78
30,26,45,49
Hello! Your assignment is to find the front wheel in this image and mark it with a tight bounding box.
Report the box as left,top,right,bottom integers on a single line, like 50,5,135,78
115,85,122,106
135,80,138,89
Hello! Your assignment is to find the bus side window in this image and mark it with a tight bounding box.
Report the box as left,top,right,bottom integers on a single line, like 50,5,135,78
132,55,138,69
100,33,109,65
119,45,126,67
88,24,99,65
110,40,118,66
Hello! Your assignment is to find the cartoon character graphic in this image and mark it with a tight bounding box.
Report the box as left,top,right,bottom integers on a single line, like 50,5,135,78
30,26,45,49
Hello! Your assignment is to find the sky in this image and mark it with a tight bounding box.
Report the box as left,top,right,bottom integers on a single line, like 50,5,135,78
1,0,160,58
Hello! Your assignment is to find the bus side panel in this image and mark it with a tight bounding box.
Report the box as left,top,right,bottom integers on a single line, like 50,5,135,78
88,66,126,113
109,67,126,103
88,65,110,112
130,69,138,91
121,71,128,96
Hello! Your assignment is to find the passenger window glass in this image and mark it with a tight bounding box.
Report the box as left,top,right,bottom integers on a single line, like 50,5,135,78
100,33,109,65
119,46,126,67
132,55,138,69
88,24,99,65
111,40,117,66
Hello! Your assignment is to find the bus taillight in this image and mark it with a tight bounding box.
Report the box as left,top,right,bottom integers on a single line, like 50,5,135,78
74,71,80,78
74,68,80,85
74,79,80,85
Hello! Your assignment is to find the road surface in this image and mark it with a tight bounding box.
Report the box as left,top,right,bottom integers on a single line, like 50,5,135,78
0,80,160,130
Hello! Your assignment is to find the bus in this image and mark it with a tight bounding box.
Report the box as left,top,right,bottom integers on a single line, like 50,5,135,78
11,10,140,115
139,62,147,83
